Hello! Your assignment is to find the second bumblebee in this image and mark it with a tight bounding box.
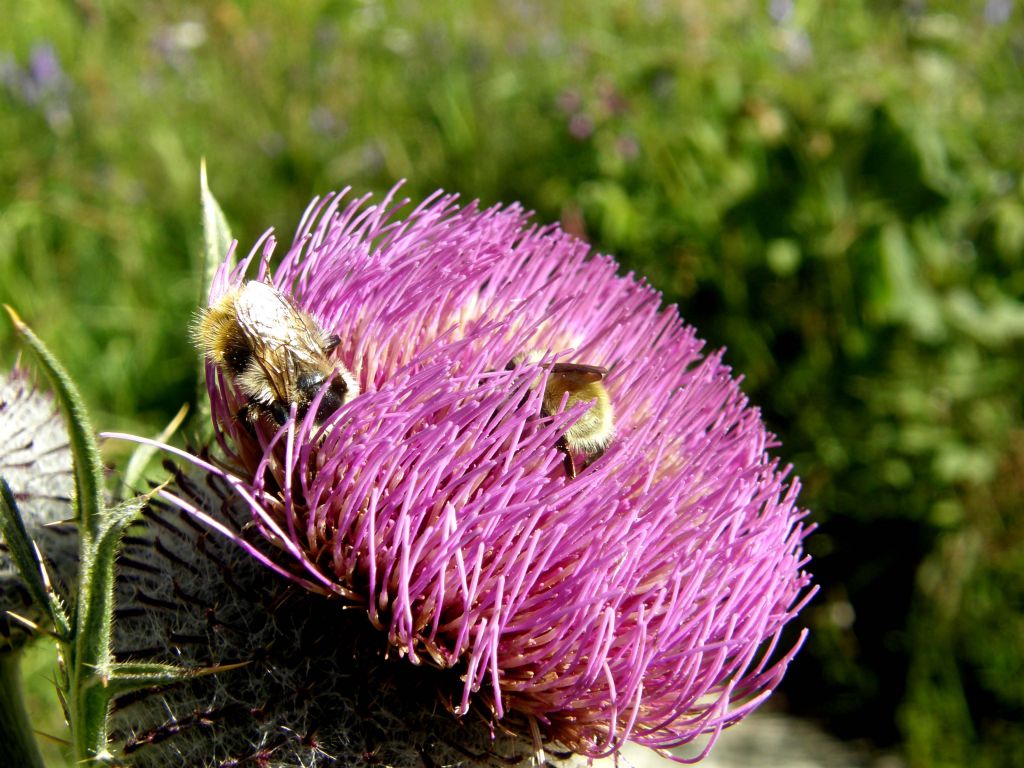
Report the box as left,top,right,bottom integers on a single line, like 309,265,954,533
509,351,614,478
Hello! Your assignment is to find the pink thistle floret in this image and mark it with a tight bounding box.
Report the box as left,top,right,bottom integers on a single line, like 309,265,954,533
198,184,814,760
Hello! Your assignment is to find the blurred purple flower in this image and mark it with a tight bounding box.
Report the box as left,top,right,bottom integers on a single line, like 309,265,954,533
598,81,629,117
568,113,594,140
616,134,641,162
151,20,207,72
769,0,794,24
779,27,814,69
308,105,346,138
556,89,582,114
984,0,1012,25
2,42,72,130
183,184,814,760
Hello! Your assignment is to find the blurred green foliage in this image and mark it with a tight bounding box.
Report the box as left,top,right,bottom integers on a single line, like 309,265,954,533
1,1,1022,766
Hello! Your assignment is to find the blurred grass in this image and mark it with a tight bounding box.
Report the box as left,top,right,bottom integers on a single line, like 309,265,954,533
2,1,1023,766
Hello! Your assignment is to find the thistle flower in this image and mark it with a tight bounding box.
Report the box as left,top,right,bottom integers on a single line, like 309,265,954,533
168,184,813,762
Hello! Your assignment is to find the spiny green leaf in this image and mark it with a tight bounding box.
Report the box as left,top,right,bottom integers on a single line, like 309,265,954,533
70,491,153,762
78,488,165,672
196,160,234,441
100,660,250,698
0,478,70,639
200,158,234,293
3,306,104,544
77,493,151,680
97,494,150,541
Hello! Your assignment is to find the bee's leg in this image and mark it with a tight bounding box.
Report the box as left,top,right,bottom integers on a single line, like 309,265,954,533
238,396,287,426
235,400,262,437
235,400,253,424
323,333,341,354
234,400,285,495
236,398,288,429
580,447,605,472
268,401,289,425
555,435,577,479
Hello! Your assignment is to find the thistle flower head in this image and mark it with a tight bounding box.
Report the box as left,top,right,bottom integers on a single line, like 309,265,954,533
189,184,813,761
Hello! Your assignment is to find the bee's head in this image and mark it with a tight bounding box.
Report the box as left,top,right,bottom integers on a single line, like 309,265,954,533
296,368,357,425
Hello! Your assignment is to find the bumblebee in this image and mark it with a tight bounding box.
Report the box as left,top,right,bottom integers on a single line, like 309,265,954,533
194,280,359,425
509,352,614,478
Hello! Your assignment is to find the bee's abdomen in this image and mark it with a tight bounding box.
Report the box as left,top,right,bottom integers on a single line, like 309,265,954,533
220,331,253,376
195,305,253,377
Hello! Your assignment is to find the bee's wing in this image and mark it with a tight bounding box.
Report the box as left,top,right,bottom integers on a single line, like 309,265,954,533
243,334,294,405
548,363,608,390
234,283,319,348
235,282,326,403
